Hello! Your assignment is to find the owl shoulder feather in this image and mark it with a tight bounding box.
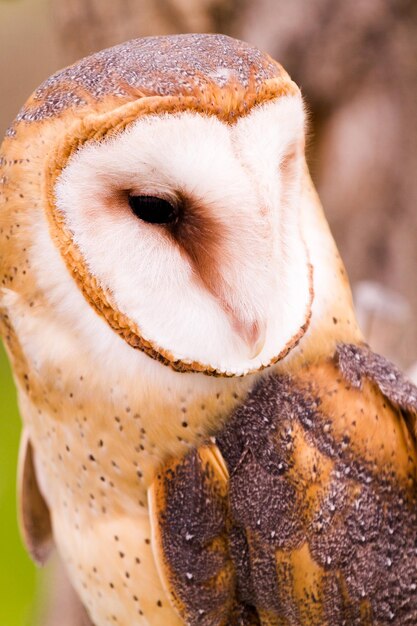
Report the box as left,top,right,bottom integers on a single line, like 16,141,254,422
149,345,417,623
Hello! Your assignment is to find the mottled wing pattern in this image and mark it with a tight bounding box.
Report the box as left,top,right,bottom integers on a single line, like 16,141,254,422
336,343,417,438
150,345,417,625
149,444,259,625
216,345,417,625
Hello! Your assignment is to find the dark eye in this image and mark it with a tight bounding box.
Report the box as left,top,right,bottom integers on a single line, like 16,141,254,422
128,195,178,225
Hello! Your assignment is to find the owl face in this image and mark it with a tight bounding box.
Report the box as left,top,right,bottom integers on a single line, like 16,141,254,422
48,95,311,376
2,34,336,383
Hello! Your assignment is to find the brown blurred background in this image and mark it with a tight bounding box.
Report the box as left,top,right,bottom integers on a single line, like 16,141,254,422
0,0,416,623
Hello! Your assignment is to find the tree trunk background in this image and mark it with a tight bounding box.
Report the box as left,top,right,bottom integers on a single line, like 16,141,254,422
52,0,243,62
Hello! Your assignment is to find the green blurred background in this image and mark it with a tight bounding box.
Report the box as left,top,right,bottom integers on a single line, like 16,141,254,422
0,345,38,626
1,0,416,623
1,0,61,615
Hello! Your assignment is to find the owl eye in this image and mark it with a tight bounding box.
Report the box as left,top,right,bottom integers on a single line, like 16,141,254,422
128,195,178,225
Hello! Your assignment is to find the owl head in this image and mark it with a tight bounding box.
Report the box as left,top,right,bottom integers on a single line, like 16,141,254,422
0,34,360,380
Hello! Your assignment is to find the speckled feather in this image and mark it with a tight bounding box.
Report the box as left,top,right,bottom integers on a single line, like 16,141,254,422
336,343,417,418
151,346,417,625
10,34,285,130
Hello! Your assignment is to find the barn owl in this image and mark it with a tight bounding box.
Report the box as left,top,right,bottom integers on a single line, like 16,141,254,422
1,33,416,626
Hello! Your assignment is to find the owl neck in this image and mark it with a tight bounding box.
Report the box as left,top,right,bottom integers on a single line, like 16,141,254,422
277,169,363,373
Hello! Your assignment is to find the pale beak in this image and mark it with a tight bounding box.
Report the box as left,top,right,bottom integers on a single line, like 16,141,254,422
234,318,267,360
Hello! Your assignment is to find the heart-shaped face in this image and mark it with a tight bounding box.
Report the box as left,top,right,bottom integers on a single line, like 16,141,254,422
2,34,359,384
50,95,312,376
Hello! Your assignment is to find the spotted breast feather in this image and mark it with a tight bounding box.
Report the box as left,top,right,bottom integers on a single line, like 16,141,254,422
150,343,417,626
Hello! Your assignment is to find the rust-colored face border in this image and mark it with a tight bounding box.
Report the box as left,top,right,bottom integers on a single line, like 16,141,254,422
44,77,314,377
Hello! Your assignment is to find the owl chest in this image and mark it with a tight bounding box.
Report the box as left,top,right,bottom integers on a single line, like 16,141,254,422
19,356,245,516
20,386,196,625
24,381,219,526
16,360,247,625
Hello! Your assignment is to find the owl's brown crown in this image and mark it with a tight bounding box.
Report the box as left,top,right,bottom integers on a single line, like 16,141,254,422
9,34,296,134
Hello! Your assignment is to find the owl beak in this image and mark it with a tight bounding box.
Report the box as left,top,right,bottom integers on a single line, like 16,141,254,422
234,319,266,360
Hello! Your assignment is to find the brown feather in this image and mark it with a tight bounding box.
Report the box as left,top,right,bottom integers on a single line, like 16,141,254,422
18,430,53,566
150,346,417,624
149,444,238,626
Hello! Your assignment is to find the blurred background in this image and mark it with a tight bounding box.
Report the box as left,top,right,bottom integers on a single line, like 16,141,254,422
0,0,416,623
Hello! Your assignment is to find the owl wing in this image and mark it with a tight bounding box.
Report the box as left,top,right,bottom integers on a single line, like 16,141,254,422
150,345,417,626
17,429,53,565
335,342,417,438
215,343,417,625
149,443,260,625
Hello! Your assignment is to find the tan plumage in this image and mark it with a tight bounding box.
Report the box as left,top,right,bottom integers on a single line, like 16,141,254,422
0,34,416,625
